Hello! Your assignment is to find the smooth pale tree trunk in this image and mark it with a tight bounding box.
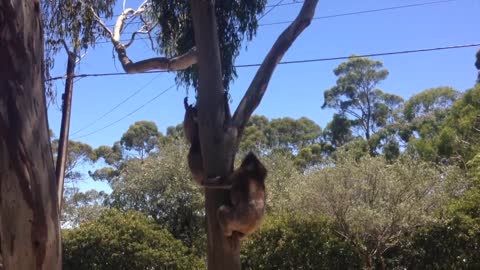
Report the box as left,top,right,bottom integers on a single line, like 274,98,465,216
0,0,62,269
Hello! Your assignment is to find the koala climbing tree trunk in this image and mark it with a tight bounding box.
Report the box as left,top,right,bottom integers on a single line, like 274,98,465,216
189,0,319,269
0,0,62,269
190,1,240,269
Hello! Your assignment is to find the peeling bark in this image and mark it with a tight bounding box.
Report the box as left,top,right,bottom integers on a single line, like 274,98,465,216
0,0,61,269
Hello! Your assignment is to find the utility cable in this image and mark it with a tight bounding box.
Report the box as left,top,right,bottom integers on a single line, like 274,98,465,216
101,0,455,44
258,0,285,21
70,74,161,135
48,42,480,81
72,84,174,139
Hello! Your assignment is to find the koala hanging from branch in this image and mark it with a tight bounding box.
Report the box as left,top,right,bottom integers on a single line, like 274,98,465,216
205,152,268,240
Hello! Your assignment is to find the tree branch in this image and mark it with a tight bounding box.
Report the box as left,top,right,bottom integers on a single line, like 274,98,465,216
89,1,198,74
232,0,318,133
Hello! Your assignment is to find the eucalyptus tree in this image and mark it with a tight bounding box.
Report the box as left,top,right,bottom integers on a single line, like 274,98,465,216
322,56,403,141
0,1,61,268
83,1,320,268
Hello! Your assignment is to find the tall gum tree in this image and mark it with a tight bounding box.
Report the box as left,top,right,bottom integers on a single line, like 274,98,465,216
88,0,319,269
0,0,61,269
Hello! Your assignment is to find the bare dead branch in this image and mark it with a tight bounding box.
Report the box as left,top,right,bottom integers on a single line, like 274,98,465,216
232,0,319,132
115,47,198,74
88,1,197,74
75,51,88,64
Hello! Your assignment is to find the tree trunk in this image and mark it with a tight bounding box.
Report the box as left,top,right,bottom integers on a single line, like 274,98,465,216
56,50,77,210
0,0,62,269
190,1,240,269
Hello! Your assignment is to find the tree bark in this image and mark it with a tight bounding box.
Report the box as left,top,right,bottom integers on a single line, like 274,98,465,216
56,50,77,210
0,0,61,269
190,1,239,269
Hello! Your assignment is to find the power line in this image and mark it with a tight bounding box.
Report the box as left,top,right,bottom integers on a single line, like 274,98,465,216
68,0,285,140
258,0,285,21
48,42,480,81
260,0,456,26
102,0,456,43
239,43,480,67
72,84,175,139
70,74,161,136
99,1,304,20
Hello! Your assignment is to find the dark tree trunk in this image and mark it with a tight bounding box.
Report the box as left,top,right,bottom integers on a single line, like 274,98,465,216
0,0,62,269
190,1,240,269
56,50,77,210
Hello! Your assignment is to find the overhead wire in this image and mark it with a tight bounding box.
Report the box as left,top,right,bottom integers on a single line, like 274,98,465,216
99,0,305,20
261,0,456,26
60,0,466,137
258,0,285,21
72,84,175,139
48,42,480,81
70,74,161,135
101,0,456,43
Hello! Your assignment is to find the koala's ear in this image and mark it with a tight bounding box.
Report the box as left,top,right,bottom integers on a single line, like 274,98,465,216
241,152,260,169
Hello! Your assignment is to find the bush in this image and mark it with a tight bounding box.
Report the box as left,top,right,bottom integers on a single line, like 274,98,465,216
241,214,361,269
62,209,205,270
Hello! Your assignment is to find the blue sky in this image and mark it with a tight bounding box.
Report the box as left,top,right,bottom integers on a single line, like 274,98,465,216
47,0,479,191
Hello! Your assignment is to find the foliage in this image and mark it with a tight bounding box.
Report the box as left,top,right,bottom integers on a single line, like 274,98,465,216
150,0,267,90
294,143,323,169
323,113,354,149
237,115,324,168
89,141,124,183
107,141,205,253
240,115,270,152
393,219,480,269
406,85,479,163
390,186,480,270
267,117,322,151
61,187,108,228
241,214,362,269
260,152,303,214
62,209,205,270
42,0,115,100
120,121,162,159
51,138,95,182
300,150,468,268
402,86,458,122
443,84,480,162
322,56,403,141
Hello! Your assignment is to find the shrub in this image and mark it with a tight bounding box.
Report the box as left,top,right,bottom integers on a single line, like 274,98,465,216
62,209,205,270
241,214,361,269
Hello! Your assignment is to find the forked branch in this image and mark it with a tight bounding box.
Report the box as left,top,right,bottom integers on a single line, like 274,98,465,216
232,0,319,132
89,0,197,74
